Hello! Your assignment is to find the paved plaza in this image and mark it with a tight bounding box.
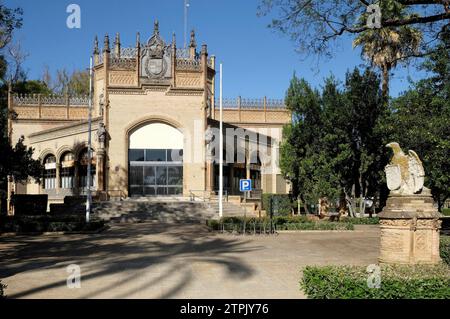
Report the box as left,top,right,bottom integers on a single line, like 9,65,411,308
0,224,380,299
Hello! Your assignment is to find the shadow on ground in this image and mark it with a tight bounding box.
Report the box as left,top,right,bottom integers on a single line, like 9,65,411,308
0,223,261,298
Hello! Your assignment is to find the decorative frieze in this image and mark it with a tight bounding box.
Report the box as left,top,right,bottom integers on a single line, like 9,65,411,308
176,72,202,87
176,58,201,71
110,57,136,70
109,71,137,86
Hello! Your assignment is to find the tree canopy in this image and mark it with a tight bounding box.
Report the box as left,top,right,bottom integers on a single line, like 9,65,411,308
259,0,449,59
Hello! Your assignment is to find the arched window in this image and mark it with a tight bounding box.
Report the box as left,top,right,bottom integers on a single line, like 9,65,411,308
43,155,56,190
78,148,96,189
60,152,75,189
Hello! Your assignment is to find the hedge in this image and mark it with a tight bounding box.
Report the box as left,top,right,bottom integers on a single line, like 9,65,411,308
0,215,105,233
262,194,295,217
441,236,450,265
301,264,450,299
11,194,48,216
207,216,353,232
442,208,450,216
341,217,380,225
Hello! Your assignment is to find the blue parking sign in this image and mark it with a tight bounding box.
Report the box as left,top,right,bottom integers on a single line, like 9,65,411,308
240,179,252,192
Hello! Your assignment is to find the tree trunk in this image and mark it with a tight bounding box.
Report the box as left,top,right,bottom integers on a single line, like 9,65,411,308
382,64,390,104
301,194,310,214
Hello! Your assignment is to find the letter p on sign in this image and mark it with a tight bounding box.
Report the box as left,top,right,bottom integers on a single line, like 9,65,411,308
240,179,252,192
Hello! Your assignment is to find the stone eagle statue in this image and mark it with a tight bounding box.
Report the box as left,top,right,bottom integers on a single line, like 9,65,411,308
385,142,425,195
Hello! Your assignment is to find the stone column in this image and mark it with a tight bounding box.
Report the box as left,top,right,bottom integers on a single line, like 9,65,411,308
378,190,442,264
56,163,61,191
96,150,105,193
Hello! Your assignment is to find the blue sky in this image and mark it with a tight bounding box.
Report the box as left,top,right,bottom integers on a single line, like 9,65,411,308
5,0,426,98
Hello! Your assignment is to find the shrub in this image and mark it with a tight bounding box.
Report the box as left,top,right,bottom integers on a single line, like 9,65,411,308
207,216,353,232
0,280,6,298
11,194,48,216
341,217,380,225
441,236,450,265
442,208,450,216
262,194,295,217
300,264,450,299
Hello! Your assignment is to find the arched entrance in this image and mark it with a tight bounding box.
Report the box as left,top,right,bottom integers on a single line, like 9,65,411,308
128,122,184,197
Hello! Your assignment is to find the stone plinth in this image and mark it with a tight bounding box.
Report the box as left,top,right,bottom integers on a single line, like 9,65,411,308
378,193,442,265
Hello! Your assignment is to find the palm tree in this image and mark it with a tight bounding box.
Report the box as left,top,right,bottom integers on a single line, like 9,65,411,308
353,25,422,102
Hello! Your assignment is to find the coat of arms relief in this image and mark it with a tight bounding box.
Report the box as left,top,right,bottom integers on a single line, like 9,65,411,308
141,21,172,80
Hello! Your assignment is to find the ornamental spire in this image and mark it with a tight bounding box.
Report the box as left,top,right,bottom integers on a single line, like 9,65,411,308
114,32,121,57
93,36,99,55
103,34,110,53
154,20,159,36
189,29,196,48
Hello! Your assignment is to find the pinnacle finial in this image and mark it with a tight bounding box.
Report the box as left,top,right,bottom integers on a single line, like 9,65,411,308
189,29,196,48
136,32,140,47
103,34,110,53
154,20,159,35
93,36,99,55
172,32,176,47
115,32,120,45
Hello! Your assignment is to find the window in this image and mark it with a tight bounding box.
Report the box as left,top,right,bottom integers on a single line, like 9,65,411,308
60,152,75,189
167,149,183,162
61,167,74,189
146,149,166,162
129,149,145,162
78,149,96,189
43,155,56,190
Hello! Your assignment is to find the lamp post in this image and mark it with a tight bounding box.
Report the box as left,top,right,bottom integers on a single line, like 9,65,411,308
86,57,93,223
219,63,223,219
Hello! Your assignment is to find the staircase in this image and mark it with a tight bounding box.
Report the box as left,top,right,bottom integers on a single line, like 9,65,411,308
206,200,248,217
92,199,218,224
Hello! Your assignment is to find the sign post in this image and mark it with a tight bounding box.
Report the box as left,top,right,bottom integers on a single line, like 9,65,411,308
239,179,252,235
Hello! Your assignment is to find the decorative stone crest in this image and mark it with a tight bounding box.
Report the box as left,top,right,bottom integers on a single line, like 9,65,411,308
141,20,172,80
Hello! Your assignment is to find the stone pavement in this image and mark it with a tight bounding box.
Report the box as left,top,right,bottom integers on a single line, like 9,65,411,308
0,224,380,299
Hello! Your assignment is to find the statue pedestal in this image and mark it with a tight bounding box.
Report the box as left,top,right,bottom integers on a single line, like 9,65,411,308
378,192,442,265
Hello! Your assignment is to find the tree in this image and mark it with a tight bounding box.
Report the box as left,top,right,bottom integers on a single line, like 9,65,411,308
0,5,43,214
390,28,450,210
280,69,389,216
0,4,22,49
353,2,422,100
259,0,449,59
43,67,89,95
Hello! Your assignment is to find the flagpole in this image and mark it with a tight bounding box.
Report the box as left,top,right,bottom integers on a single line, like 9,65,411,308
219,63,223,218
86,57,93,223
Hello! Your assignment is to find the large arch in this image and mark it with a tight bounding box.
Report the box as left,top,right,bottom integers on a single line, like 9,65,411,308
127,119,185,197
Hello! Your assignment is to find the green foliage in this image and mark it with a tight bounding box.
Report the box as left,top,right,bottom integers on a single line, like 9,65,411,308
261,194,295,216
280,69,388,214
0,4,22,50
441,236,450,266
341,217,380,225
301,264,450,299
389,30,450,211
207,216,353,232
442,209,450,217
